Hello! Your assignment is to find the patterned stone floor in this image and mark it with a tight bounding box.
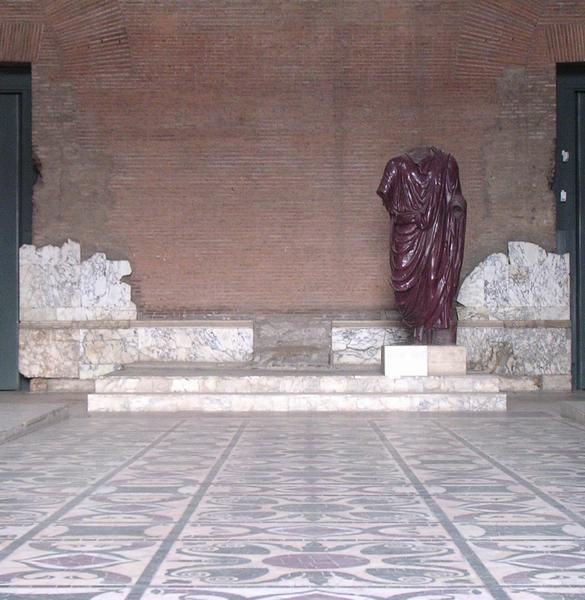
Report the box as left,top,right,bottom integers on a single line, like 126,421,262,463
0,410,584,599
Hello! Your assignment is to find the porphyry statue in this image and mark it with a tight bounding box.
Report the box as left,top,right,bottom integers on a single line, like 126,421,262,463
377,146,467,344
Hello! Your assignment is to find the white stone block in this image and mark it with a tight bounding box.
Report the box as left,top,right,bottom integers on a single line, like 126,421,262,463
383,346,428,377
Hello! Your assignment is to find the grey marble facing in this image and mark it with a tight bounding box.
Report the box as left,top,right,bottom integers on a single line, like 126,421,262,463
457,305,570,321
332,322,411,366
253,315,331,368
80,327,140,378
457,326,571,376
137,326,252,363
457,241,570,320
19,240,137,321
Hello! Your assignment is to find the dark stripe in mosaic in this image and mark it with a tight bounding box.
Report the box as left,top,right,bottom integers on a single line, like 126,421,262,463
127,421,248,599
0,418,186,564
434,420,585,528
369,420,511,600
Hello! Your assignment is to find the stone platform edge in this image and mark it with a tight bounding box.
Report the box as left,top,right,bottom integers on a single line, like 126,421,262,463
0,403,70,445
88,392,507,413
21,317,571,392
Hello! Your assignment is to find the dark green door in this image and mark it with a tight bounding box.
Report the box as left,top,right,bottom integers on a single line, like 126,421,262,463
0,66,32,390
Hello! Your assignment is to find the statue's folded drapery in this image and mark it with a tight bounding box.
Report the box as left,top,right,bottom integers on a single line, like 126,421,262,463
377,147,466,343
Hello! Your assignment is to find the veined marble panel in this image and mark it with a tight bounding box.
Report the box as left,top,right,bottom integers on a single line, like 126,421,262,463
458,241,570,320
19,240,137,321
457,305,570,322
21,321,254,380
332,324,410,365
457,326,570,376
80,252,133,309
137,326,253,363
19,328,80,378
19,240,81,312
80,328,139,379
331,321,570,384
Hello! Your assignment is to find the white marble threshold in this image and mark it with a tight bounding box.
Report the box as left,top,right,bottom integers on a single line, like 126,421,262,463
88,392,507,412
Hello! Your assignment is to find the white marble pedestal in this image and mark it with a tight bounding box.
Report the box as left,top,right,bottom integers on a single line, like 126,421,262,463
383,345,467,377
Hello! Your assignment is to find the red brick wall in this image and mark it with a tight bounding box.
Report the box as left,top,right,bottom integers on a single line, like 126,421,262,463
1,1,582,315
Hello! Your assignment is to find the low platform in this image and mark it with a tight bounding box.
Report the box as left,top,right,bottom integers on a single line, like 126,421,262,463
0,399,69,445
88,362,506,412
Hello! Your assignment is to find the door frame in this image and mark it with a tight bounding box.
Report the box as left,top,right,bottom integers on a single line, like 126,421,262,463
0,64,32,390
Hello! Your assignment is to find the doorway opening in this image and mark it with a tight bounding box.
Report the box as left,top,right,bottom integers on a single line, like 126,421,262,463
0,64,32,390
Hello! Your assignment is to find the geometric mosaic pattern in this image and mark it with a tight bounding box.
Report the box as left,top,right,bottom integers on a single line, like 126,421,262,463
0,411,584,599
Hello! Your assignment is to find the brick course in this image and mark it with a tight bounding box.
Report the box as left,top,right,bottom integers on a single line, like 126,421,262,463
1,1,581,315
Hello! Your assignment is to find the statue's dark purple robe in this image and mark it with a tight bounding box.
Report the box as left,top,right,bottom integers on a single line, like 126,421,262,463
377,147,466,341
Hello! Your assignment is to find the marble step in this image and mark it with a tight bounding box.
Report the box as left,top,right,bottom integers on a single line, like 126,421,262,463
95,370,501,395
88,392,506,412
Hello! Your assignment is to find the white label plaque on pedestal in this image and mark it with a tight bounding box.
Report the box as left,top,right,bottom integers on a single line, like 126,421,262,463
383,345,467,377
383,346,428,377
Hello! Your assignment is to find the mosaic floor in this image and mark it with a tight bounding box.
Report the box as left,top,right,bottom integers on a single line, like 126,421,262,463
0,411,584,599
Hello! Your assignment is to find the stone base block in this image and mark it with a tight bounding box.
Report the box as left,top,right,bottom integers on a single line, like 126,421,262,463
88,392,506,412
428,346,467,375
30,378,96,393
542,375,572,391
383,345,467,377
383,346,427,377
498,375,541,392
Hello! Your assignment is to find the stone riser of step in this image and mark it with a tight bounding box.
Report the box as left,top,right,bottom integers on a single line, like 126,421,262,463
88,392,506,412
95,374,501,395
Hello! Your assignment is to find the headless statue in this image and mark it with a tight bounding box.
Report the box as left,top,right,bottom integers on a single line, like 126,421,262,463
377,147,467,344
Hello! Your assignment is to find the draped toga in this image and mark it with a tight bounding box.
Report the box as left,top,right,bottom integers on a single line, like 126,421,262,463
377,147,466,343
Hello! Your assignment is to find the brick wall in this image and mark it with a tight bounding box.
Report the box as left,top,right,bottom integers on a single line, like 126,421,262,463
1,0,581,315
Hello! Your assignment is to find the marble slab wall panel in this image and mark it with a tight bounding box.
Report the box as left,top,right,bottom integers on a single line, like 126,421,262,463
457,241,570,320
457,326,571,376
19,327,80,378
19,240,81,312
136,326,253,363
21,322,254,380
332,324,411,366
19,240,137,321
79,328,140,378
